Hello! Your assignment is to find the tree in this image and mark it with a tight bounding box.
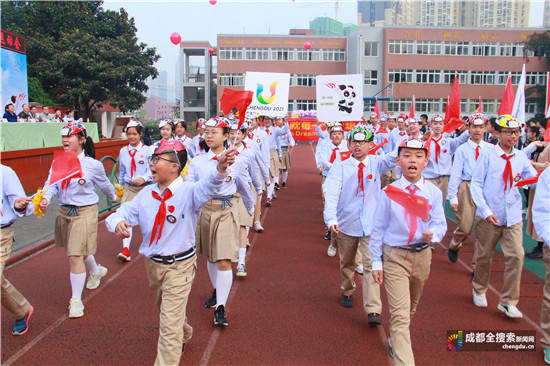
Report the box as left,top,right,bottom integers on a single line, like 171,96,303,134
28,77,55,106
1,1,160,120
525,31,550,68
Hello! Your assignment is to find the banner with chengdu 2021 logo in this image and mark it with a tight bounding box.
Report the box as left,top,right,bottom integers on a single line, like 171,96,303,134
316,74,363,122
245,72,290,118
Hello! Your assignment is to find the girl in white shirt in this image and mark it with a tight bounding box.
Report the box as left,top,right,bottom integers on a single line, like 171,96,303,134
174,119,192,156
116,120,151,262
39,122,117,318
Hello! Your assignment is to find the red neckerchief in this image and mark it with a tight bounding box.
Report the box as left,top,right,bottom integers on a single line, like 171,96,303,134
432,135,443,163
399,131,406,136
475,145,480,160
248,132,254,139
330,146,339,163
501,153,515,191
357,162,365,199
128,145,139,178
149,189,173,246
266,128,271,135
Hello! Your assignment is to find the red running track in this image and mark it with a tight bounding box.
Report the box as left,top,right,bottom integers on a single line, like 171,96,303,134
1,143,546,365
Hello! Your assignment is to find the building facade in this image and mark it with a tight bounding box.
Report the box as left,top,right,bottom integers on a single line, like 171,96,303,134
359,0,530,28
144,96,178,121
216,31,347,112
348,26,548,116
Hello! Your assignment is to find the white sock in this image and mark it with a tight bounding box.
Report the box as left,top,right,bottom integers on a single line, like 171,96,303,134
122,227,133,248
282,171,288,183
246,226,250,235
238,248,247,266
267,182,275,199
274,176,279,185
207,261,217,288
215,269,233,307
84,255,100,275
70,272,86,300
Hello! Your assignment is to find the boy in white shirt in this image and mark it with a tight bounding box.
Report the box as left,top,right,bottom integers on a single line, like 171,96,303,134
470,115,538,319
370,138,447,366
107,141,235,365
447,113,489,264
324,125,395,324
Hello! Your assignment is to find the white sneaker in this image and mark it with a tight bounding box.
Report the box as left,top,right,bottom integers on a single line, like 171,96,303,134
387,336,394,358
327,244,337,257
498,303,523,318
472,289,488,308
254,221,264,232
86,265,108,290
355,264,364,275
69,298,84,318
236,264,247,277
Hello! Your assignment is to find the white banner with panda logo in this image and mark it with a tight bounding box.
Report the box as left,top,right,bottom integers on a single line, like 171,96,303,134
315,74,364,122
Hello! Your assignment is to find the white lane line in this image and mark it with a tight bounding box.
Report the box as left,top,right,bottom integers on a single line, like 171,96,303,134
4,255,143,366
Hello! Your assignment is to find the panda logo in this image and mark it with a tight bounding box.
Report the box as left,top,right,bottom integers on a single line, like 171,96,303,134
337,85,356,114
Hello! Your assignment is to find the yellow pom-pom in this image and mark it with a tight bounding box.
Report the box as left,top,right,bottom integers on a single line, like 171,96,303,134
114,183,124,200
180,162,189,178
32,188,45,219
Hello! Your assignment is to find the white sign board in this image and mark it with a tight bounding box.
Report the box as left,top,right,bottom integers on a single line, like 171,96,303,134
316,74,364,122
245,72,290,117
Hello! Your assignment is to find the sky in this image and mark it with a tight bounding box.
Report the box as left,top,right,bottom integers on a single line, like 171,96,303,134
102,0,546,86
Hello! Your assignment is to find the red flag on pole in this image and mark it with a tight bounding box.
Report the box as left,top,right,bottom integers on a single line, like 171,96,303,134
46,151,83,186
498,74,514,115
373,98,380,119
220,88,253,128
475,96,482,113
409,95,415,118
443,74,464,133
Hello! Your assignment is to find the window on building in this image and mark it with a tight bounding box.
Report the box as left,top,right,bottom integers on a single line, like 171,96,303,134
246,48,257,60
291,74,315,87
230,48,243,60
295,99,316,110
334,49,346,61
364,41,378,57
364,70,378,85
219,73,244,86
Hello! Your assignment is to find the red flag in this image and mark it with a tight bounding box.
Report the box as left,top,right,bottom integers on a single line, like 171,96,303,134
498,74,514,115
443,118,466,134
515,170,543,187
409,95,415,118
475,96,482,113
220,88,253,127
544,122,550,142
339,151,352,161
46,151,83,186
445,74,460,123
384,184,429,221
373,98,380,119
368,139,388,155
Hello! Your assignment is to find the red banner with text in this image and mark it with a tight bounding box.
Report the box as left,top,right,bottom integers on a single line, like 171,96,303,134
289,118,360,141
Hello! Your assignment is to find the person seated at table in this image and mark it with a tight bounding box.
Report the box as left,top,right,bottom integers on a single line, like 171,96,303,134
30,106,38,120
18,104,31,120
39,106,51,122
65,109,75,122
3,104,17,122
54,109,63,122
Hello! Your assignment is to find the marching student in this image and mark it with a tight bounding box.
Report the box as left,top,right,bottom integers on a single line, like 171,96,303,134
531,166,550,365
370,138,447,366
39,122,117,318
151,119,175,152
106,140,235,365
246,113,270,232
324,125,396,324
174,119,192,155
277,117,295,188
185,117,254,327
423,114,469,203
319,123,349,257
229,122,262,277
1,164,34,336
447,113,490,264
470,115,538,319
189,118,206,157
116,119,152,262
262,116,289,206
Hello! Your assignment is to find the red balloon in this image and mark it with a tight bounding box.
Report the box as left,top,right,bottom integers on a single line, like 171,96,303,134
304,41,311,50
170,32,181,45
208,48,215,55
209,0,217,4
